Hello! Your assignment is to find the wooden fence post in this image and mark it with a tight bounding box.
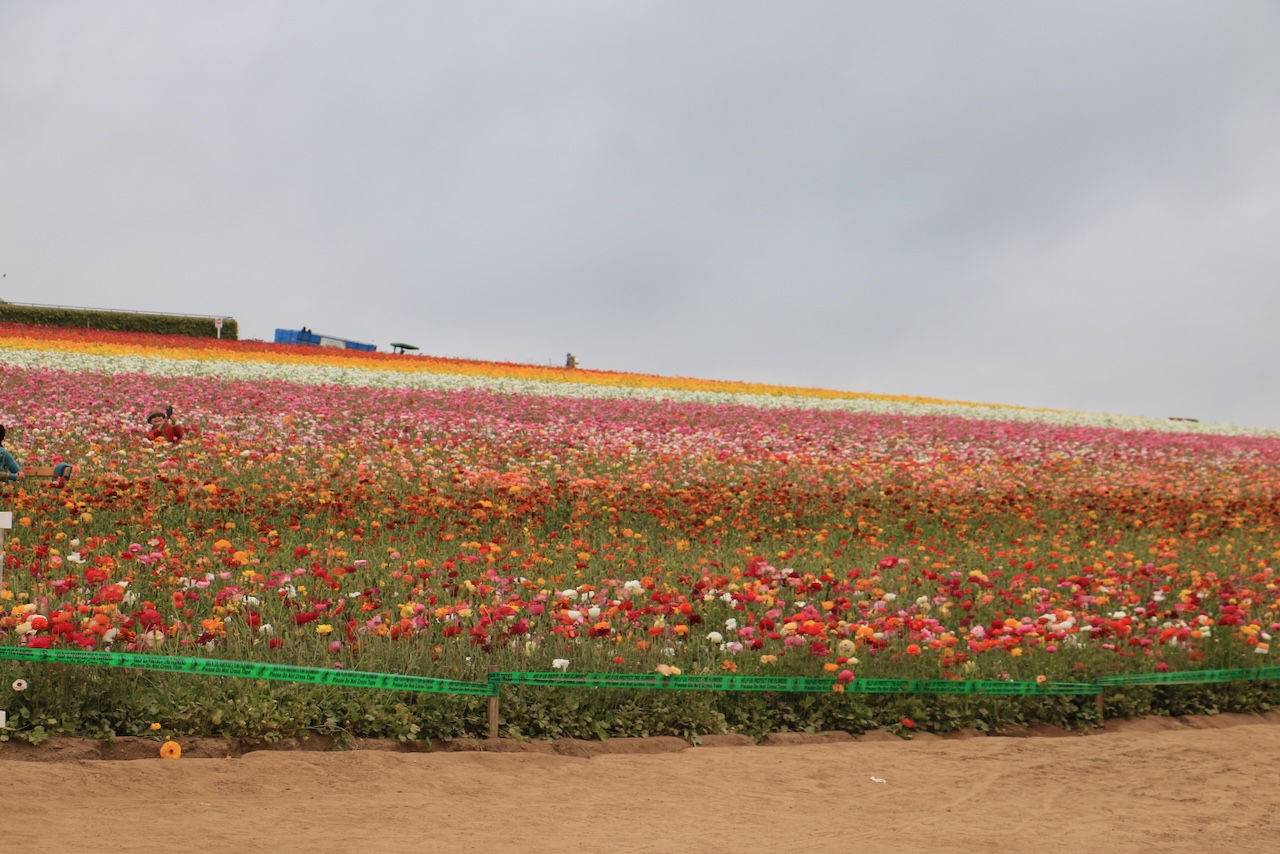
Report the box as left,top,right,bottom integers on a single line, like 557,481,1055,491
487,665,500,740
0,511,11,592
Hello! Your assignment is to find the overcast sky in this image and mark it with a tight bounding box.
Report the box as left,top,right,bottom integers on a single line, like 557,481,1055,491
2,2,1278,428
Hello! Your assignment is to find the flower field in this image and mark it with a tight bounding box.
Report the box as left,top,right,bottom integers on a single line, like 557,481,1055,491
2,323,1279,742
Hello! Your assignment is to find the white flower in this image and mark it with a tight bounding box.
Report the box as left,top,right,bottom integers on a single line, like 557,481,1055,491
623,580,644,595
11,679,27,692
551,658,570,671
706,631,724,643
724,618,737,630
587,606,601,619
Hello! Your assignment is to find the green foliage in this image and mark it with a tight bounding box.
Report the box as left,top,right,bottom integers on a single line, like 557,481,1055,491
0,304,236,339
5,659,1275,744
0,662,487,743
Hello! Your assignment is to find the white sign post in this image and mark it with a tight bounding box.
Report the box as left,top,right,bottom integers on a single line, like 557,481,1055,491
214,317,224,339
0,511,11,594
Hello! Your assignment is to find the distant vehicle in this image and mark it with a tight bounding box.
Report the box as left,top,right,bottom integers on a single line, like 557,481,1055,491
274,328,375,352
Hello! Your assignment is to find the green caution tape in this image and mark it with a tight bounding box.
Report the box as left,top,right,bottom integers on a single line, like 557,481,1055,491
853,678,1098,696
492,671,836,692
491,671,1099,695
1095,666,1280,687
0,646,496,696
3,645,1277,697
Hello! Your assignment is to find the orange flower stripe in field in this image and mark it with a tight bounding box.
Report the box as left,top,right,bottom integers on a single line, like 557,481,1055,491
0,322,1019,409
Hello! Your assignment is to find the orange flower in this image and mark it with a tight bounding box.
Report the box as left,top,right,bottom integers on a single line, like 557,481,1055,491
906,644,922,656
159,740,182,760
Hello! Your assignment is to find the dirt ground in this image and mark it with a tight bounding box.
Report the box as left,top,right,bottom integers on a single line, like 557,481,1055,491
4,713,1278,854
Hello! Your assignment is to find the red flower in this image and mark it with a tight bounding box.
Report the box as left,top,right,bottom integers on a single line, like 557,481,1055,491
900,717,915,729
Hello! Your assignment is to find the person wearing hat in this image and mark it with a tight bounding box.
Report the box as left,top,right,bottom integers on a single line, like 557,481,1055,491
146,406,185,444
0,424,22,481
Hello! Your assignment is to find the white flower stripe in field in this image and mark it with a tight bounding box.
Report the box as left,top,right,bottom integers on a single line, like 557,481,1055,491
0,346,1274,439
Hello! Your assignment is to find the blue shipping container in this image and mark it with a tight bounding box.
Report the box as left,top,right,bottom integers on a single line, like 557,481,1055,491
274,328,376,351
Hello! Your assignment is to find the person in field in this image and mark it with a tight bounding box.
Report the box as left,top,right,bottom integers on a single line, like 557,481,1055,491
0,424,22,481
146,406,185,444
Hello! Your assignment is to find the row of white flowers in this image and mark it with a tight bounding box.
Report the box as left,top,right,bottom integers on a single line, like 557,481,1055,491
1,345,1275,438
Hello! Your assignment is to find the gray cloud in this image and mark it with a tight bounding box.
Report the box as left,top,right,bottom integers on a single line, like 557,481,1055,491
2,1,1278,426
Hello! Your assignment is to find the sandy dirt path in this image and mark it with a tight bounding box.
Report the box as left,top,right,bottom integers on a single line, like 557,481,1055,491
5,715,1278,854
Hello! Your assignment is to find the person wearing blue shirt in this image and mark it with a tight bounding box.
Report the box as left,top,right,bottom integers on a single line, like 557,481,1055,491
0,424,21,482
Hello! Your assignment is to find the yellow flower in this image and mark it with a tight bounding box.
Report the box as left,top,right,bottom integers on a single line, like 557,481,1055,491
159,740,182,760
149,722,162,731
316,624,334,634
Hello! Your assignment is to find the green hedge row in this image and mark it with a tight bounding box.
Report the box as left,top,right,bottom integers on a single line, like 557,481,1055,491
0,304,237,339
3,663,1279,744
